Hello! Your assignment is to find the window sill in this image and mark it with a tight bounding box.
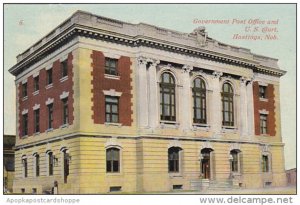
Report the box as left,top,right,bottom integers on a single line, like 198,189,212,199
21,135,28,139
192,123,210,131
106,172,122,176
45,84,53,90
32,90,39,96
222,126,238,133
60,76,68,82
33,132,40,136
105,122,122,127
169,173,183,178
22,96,28,101
160,121,179,129
260,134,270,137
60,124,69,129
46,128,54,133
259,98,268,102
104,74,120,80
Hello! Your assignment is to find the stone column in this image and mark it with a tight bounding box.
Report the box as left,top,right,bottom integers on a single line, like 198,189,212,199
137,56,149,128
246,77,255,137
148,58,160,129
211,71,223,135
180,65,193,132
239,77,248,138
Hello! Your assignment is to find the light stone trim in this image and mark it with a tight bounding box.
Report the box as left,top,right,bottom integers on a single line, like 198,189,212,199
22,79,27,84
259,109,269,115
33,72,39,78
103,52,121,59
32,104,40,110
45,98,54,105
60,55,68,62
103,89,122,97
258,81,268,86
168,140,182,148
45,64,52,70
22,109,28,115
60,91,69,99
105,138,123,149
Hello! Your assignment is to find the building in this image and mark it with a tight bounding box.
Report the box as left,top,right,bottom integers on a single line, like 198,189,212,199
3,135,16,193
9,10,287,194
286,168,296,186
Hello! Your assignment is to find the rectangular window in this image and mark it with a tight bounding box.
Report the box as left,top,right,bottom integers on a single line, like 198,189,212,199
49,153,54,176
105,58,118,75
62,98,69,125
260,114,268,134
262,155,269,172
47,68,53,85
48,104,53,129
259,86,267,98
35,155,40,177
61,60,68,78
105,96,119,123
22,114,28,136
22,158,28,178
34,76,39,91
34,109,40,133
22,83,27,97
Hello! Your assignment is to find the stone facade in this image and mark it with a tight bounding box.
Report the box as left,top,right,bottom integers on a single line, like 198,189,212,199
9,11,286,194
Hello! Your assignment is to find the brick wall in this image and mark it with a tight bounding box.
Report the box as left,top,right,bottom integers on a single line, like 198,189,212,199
91,50,133,126
253,81,276,136
18,53,74,138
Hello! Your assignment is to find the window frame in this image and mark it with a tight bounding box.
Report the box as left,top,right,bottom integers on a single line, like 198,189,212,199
160,72,176,121
22,113,28,137
47,68,53,85
22,82,28,98
34,109,40,133
106,147,120,173
221,82,234,126
35,154,40,177
168,147,182,173
22,157,28,178
48,152,54,176
230,150,240,173
262,155,270,173
259,85,267,99
105,96,119,123
62,98,69,125
105,58,118,76
34,76,39,92
47,103,54,129
61,60,68,78
260,114,268,134
192,78,207,124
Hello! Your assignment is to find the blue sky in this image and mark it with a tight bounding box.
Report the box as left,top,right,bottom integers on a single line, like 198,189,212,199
3,4,296,169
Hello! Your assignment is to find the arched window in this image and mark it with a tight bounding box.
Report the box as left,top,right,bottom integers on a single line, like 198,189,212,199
230,149,241,173
193,78,206,124
222,82,234,126
33,153,40,177
168,147,182,173
46,151,54,176
106,148,120,173
21,155,28,178
62,149,70,183
160,72,176,121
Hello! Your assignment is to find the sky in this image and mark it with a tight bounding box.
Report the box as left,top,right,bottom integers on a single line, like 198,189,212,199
3,4,296,169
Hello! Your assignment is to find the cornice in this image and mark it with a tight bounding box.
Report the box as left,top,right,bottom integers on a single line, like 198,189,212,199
9,11,286,77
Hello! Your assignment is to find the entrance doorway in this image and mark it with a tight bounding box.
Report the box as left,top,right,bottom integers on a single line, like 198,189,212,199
201,148,213,179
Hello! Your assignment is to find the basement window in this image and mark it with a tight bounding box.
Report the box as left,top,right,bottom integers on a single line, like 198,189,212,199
21,188,25,193
265,182,272,187
109,186,122,192
173,185,183,190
